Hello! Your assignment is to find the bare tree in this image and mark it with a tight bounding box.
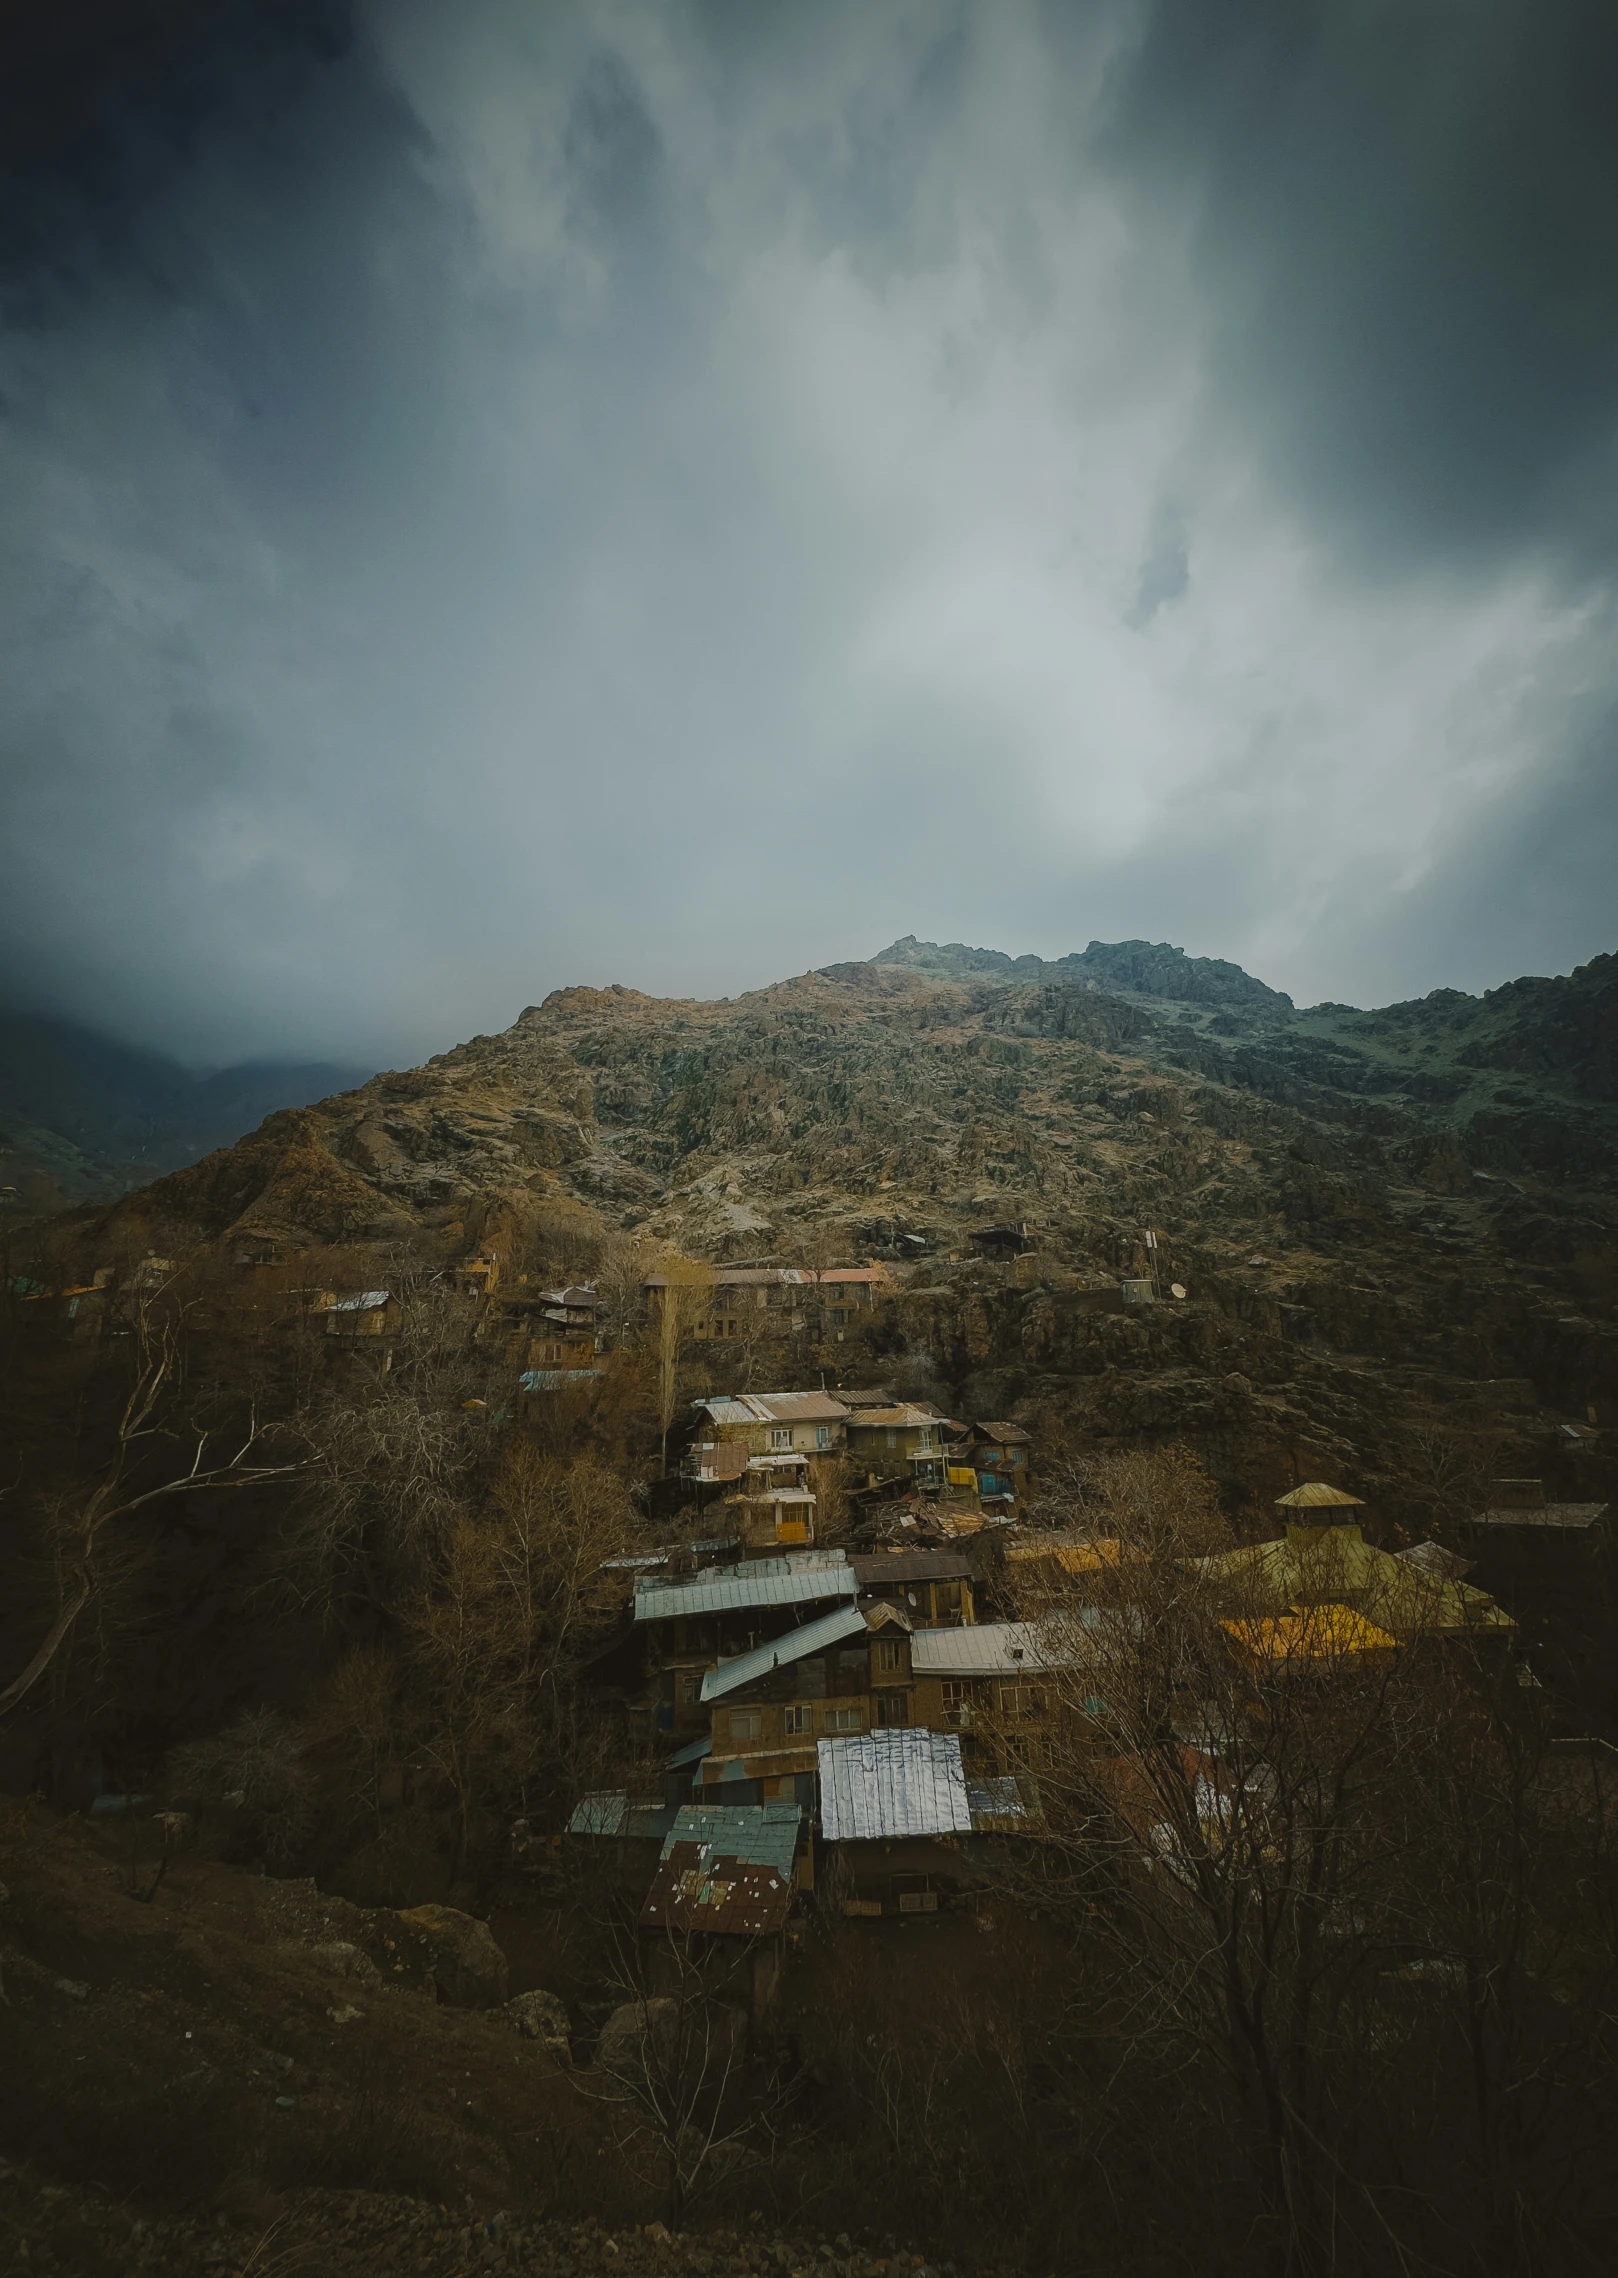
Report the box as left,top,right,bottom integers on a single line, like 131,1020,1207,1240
0,1288,300,1719
582,1929,772,2228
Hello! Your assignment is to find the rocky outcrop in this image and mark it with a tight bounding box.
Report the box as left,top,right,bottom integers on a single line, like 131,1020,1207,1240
506,1989,573,2065
395,1905,509,2009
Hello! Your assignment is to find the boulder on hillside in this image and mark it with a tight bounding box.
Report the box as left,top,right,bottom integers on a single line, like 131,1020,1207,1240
505,1988,573,2065
593,1995,746,2086
395,1904,509,2008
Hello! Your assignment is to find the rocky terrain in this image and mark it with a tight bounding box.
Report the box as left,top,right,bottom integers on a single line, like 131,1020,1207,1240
46,935,1616,1528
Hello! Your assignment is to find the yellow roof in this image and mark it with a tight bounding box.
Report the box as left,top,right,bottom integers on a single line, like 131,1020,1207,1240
1276,1482,1365,1509
1199,1525,1513,1638
1013,1538,1142,1575
1223,1602,1397,1664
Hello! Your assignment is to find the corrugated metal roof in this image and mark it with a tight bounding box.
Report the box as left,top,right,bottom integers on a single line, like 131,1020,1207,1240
632,1552,854,1623
665,1733,713,1770
1275,1481,1365,1509
701,1602,868,1700
640,1803,800,1937
818,1729,971,1841
973,1420,1032,1443
329,1289,390,1313
910,1621,1068,1676
520,1369,603,1390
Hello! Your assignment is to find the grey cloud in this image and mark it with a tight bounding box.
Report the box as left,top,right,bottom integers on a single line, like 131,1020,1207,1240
0,0,1613,1068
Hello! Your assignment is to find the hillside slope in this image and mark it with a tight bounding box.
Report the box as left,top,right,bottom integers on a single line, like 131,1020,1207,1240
41,939,1618,1518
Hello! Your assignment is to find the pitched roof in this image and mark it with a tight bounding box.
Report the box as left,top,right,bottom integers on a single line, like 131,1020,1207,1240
1198,1526,1514,1636
1396,1541,1474,1581
1222,1603,1399,1666
818,1728,971,1841
1275,1482,1365,1509
328,1289,390,1313
632,1552,855,1623
640,1802,801,1936
973,1421,1032,1443
910,1620,1075,1677
701,1602,869,1701
694,1392,851,1427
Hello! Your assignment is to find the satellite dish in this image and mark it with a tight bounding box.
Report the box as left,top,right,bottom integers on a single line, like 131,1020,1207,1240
1171,1283,1187,1300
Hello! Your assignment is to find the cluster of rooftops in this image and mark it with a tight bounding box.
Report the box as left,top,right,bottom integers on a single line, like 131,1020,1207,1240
568,1467,1598,1938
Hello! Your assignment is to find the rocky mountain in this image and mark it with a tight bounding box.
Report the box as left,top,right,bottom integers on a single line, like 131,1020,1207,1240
42,939,1618,1526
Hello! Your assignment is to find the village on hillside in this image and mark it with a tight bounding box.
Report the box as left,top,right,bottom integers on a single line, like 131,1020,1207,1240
252,1249,1606,1980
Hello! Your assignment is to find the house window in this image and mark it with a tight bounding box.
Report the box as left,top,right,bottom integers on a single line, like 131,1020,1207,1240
941,1680,973,1727
816,1424,831,1449
917,1429,933,1452
782,1704,811,1736
875,1691,910,1728
769,1428,791,1451
873,1637,904,1675
830,1308,846,1326
886,1429,897,1449
677,1671,702,1703
824,1705,864,1732
727,1708,763,1743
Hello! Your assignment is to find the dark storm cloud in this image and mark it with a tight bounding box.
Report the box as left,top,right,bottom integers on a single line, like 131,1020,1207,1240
0,1,1614,1066
1102,0,1618,577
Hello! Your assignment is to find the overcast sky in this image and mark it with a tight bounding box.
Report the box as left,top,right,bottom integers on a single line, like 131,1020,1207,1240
2,0,1616,1067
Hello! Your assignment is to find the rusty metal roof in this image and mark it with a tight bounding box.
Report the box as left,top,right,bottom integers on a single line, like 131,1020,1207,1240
846,1405,945,1430
639,1803,801,1936
852,1551,974,1586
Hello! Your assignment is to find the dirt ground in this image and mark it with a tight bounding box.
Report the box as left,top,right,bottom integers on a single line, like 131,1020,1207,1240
0,1801,1006,2277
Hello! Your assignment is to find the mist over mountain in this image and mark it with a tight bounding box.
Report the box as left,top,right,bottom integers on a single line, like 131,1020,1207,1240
0,1001,371,1208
